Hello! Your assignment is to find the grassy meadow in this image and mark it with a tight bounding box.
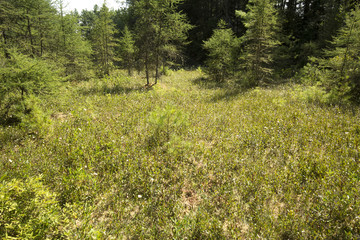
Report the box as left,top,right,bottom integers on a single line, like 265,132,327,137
1,70,360,239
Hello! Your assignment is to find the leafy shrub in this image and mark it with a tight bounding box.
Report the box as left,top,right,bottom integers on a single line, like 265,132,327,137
0,177,63,239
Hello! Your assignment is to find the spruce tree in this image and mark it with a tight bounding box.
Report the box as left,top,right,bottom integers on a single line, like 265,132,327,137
54,1,93,80
203,20,238,82
92,2,117,76
303,4,360,102
133,0,191,85
118,25,136,76
0,0,56,57
237,0,279,86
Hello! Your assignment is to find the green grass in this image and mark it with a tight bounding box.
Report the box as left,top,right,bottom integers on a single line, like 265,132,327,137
1,70,360,239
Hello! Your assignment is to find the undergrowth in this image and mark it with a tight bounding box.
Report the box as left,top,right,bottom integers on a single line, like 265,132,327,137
1,70,360,239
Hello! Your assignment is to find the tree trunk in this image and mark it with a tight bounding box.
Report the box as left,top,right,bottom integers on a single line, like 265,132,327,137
155,54,159,84
145,50,150,85
2,30,10,58
26,11,35,57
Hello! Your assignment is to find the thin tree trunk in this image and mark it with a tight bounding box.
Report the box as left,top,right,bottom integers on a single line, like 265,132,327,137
155,54,159,84
26,10,35,57
145,50,150,85
340,17,355,80
39,16,43,56
2,30,10,58
155,21,162,84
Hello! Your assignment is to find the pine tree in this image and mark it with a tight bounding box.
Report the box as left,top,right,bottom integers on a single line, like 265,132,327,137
133,0,191,85
0,0,56,57
203,20,238,82
0,0,20,58
92,2,117,76
133,0,156,85
118,25,136,76
0,50,59,121
237,0,279,86
53,1,93,80
303,4,360,102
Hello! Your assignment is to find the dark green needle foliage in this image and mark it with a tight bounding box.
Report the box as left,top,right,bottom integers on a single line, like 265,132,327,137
0,51,59,125
237,0,279,86
92,3,118,77
301,4,360,103
118,25,136,76
203,20,238,82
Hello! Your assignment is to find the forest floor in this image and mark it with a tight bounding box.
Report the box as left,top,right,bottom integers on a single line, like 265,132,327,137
1,70,360,239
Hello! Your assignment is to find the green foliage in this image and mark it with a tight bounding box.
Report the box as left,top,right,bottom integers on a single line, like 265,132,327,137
2,70,360,238
0,0,57,57
91,3,118,77
54,2,94,81
118,25,136,76
133,0,192,85
237,0,280,85
203,20,238,82
0,176,62,239
0,51,59,124
300,5,360,103
147,103,189,148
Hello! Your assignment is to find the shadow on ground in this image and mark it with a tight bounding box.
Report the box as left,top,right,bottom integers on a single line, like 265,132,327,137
210,88,248,102
0,116,21,126
80,83,149,96
192,76,248,102
192,77,226,90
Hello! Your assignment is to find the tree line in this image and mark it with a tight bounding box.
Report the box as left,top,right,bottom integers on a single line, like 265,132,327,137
1,0,360,124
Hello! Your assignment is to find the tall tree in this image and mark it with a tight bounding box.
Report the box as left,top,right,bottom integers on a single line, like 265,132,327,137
118,25,136,75
80,6,100,41
54,1,93,80
132,0,192,85
92,2,117,76
303,4,360,102
0,0,56,57
0,0,19,58
237,0,279,85
179,0,248,65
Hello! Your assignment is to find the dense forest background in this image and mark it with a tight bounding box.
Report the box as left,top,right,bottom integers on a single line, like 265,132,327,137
1,0,360,122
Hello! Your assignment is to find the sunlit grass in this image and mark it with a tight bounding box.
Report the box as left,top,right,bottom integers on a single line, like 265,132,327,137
1,70,360,239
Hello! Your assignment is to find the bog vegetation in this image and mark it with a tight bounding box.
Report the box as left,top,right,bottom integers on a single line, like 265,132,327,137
1,0,360,239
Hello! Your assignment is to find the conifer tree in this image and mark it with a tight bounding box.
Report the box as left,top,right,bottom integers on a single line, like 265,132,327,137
118,25,136,76
0,0,19,58
0,0,56,57
203,20,238,82
92,2,117,76
54,0,93,80
237,0,279,85
133,0,191,85
303,4,360,102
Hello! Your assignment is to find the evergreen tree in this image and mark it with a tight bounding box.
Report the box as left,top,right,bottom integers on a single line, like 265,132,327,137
203,20,238,82
0,0,56,57
133,0,191,85
80,6,100,41
0,0,19,58
178,0,248,65
302,4,360,102
53,1,93,80
0,51,59,122
118,25,136,76
237,0,279,86
92,2,117,76
133,0,157,85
